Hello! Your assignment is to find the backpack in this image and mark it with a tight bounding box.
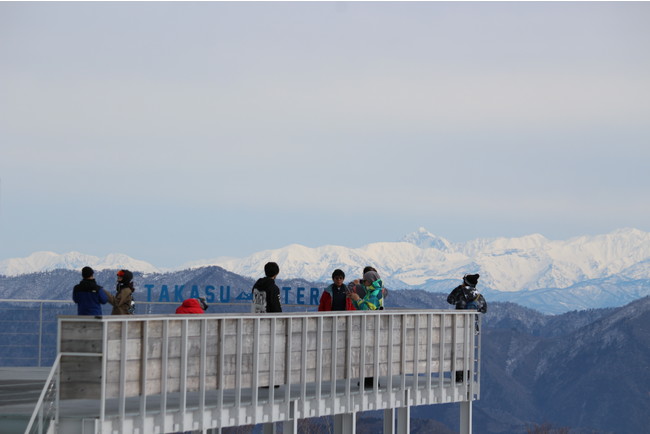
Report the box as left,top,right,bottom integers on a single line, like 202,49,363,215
466,293,488,313
252,287,267,313
475,293,487,313
447,285,487,313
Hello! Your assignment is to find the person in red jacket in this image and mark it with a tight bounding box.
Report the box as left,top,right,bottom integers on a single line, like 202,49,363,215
319,269,356,311
176,297,208,314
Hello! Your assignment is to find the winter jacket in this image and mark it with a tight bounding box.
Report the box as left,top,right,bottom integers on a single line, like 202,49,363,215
251,277,282,313
176,298,205,314
72,279,108,315
447,284,487,313
348,283,389,303
318,283,356,311
352,278,384,311
106,284,134,315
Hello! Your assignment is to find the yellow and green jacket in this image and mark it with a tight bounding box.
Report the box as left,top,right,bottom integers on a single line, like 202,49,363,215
353,279,384,311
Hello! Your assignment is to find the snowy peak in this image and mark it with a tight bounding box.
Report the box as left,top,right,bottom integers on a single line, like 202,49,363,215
202,228,650,293
2,228,650,297
400,227,451,251
0,251,160,277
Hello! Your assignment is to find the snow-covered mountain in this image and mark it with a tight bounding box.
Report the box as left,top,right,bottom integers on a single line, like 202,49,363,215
2,228,649,295
188,227,650,293
0,251,160,276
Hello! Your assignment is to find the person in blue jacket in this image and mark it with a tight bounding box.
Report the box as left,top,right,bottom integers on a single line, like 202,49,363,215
72,266,108,315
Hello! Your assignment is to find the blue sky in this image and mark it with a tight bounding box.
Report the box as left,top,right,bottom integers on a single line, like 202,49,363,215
1,2,649,267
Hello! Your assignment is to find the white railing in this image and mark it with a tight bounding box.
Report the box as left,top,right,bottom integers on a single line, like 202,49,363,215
55,310,481,433
24,354,61,434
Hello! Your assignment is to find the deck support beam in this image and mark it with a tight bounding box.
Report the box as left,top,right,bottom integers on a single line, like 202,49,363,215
334,412,356,434
460,400,472,434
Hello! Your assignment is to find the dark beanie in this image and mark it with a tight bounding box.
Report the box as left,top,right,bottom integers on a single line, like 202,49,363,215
464,274,480,286
332,269,345,279
81,266,94,279
363,270,381,285
264,262,280,277
117,269,133,284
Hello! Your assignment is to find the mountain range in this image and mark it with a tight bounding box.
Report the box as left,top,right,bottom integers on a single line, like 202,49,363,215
0,251,160,276
1,227,649,314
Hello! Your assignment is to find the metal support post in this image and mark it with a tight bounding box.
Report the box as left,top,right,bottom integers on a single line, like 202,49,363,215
38,303,43,367
460,400,472,434
397,405,410,434
334,412,356,434
383,408,395,433
283,417,298,434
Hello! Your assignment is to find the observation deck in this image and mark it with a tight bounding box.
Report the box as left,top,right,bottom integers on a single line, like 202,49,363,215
24,309,481,433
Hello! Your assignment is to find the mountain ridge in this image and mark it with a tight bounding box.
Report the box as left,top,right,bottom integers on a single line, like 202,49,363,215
2,228,649,314
184,227,650,292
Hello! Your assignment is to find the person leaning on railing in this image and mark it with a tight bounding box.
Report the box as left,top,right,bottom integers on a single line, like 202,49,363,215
347,269,385,388
318,269,356,311
447,273,487,383
347,269,384,311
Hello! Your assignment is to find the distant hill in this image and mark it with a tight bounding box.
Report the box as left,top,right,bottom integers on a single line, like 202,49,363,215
1,269,649,433
409,296,650,433
0,266,327,308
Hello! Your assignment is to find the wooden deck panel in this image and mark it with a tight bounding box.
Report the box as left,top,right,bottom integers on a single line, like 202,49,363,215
59,312,475,400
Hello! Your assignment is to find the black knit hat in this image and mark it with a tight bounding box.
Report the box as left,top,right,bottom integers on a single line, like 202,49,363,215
117,269,133,284
264,262,280,278
81,266,94,279
464,274,479,286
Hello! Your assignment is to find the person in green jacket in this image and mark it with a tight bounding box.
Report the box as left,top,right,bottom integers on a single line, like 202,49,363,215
348,269,384,311
348,268,385,388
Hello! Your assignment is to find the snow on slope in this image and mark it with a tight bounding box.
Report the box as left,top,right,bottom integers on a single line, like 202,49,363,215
0,251,160,276
192,228,650,292
2,228,649,294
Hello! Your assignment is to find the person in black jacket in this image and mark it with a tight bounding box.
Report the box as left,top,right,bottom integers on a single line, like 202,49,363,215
251,262,282,313
447,273,487,383
447,273,487,313
72,266,108,315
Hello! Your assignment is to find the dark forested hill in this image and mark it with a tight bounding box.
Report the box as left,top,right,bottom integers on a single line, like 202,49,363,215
406,295,650,433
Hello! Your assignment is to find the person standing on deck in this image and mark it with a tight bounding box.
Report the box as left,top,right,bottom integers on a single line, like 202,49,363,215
72,266,108,315
251,262,282,313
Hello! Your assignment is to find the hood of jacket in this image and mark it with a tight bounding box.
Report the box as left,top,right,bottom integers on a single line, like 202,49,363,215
74,279,102,293
324,283,348,296
175,298,204,314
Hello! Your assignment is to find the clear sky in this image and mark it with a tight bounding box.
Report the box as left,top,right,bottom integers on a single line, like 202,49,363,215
1,2,649,268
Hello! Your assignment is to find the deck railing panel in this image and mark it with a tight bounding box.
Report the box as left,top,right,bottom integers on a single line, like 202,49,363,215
55,310,480,432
